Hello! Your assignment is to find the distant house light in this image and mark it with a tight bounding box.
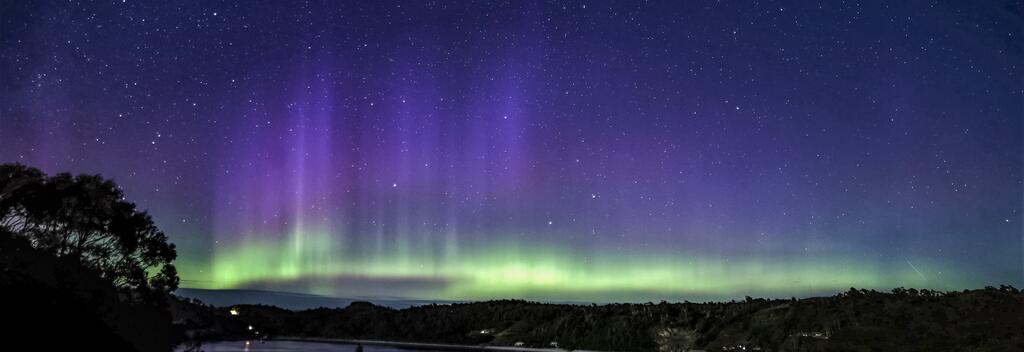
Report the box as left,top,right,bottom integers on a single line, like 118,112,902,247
248,325,254,330
230,308,240,316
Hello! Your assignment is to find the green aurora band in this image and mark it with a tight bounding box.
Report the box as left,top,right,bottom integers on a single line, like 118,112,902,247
176,230,965,302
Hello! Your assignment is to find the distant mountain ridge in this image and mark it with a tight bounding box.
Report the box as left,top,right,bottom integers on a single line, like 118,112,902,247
174,287,461,309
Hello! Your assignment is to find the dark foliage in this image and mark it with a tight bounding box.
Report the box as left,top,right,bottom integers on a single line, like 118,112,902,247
0,164,183,351
166,295,254,344
0,231,179,351
0,163,178,299
204,288,1024,351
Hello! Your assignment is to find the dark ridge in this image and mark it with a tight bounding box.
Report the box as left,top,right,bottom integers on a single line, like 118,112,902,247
176,287,1024,351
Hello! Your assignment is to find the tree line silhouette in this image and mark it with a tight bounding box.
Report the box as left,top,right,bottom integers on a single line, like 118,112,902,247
0,163,180,351
188,286,1024,351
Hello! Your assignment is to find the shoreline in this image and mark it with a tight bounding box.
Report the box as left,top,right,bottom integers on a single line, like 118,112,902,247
274,336,608,352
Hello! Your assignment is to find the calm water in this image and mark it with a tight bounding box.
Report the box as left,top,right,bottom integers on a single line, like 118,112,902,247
180,340,441,352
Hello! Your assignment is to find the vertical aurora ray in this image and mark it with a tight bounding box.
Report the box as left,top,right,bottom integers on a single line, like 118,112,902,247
211,65,343,293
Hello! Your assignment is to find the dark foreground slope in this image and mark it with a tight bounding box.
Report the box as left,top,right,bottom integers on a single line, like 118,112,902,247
0,233,179,351
179,287,1024,351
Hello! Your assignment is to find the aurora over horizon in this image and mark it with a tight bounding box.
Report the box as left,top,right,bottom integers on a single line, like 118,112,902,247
1,0,1022,303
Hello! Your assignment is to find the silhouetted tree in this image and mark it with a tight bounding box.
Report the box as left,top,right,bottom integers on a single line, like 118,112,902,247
0,163,178,299
1,164,185,351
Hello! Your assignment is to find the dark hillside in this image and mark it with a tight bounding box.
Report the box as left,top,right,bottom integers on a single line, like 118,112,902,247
180,287,1024,351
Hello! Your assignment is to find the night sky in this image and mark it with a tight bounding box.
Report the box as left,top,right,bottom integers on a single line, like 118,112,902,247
2,1,1022,302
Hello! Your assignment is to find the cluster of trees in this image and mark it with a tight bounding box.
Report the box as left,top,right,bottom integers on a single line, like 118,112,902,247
771,286,1024,351
216,299,677,350
203,287,1024,351
0,164,181,351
